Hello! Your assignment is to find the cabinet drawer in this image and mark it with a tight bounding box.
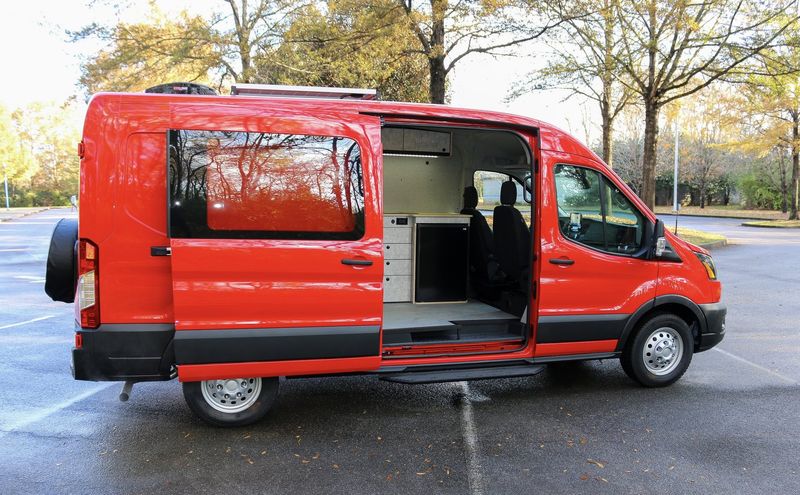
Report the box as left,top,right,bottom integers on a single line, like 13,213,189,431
384,259,412,276
384,275,412,302
384,226,412,244
384,243,412,260
383,215,412,228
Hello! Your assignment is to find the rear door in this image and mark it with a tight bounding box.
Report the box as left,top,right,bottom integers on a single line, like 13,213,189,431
166,111,384,370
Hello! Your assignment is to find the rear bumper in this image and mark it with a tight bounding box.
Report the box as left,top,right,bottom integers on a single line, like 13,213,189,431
696,302,726,352
71,323,175,381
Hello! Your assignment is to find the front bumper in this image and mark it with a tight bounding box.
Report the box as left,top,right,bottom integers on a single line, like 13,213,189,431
696,302,726,352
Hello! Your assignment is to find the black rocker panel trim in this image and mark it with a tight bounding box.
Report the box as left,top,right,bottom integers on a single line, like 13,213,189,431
536,314,629,343
174,326,381,365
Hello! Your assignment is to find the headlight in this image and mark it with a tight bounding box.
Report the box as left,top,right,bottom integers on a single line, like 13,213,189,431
694,252,717,280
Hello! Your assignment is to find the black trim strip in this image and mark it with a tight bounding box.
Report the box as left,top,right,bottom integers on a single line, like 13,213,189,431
536,314,628,343
532,352,619,364
174,326,380,365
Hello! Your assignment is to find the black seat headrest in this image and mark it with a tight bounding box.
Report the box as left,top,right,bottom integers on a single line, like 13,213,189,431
500,181,517,206
463,186,479,209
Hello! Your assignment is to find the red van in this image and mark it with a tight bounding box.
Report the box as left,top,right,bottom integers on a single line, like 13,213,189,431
45,84,725,426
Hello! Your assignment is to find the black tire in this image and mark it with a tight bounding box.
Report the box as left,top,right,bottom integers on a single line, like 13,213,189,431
45,218,78,303
182,376,279,427
620,313,693,387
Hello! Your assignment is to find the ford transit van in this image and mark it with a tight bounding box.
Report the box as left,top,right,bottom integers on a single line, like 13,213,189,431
45,84,726,426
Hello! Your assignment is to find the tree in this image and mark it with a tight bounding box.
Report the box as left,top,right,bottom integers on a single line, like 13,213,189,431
390,1,564,103
611,0,798,209
11,102,81,206
512,0,632,167
73,1,303,92
721,20,800,219
257,1,430,101
0,106,36,195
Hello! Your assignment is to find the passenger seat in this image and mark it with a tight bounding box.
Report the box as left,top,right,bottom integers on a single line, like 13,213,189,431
461,186,502,287
492,181,530,287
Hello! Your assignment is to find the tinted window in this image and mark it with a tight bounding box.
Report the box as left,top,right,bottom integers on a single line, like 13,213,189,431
554,165,644,255
168,130,365,240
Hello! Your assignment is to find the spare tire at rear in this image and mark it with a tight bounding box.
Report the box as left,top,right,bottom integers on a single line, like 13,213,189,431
45,218,78,303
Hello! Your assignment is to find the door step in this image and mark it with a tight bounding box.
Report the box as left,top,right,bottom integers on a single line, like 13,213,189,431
380,364,545,384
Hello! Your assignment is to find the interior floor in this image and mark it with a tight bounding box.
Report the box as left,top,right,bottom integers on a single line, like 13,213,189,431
383,300,518,330
382,300,524,348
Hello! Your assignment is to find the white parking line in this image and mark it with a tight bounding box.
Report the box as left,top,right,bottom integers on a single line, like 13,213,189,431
458,382,485,495
0,383,113,437
0,315,55,330
713,347,798,385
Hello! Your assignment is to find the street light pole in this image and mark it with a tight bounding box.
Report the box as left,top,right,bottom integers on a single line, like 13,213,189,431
673,114,680,233
2,165,9,211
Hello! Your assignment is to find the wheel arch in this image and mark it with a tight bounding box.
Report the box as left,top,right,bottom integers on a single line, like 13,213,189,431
617,295,706,352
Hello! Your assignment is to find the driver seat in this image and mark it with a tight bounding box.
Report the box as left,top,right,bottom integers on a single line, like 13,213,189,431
492,181,530,287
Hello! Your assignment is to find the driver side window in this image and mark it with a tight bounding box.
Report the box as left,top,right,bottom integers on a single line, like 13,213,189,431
554,164,644,255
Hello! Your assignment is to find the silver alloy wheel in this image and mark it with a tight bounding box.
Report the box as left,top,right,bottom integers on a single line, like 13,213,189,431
641,327,684,376
200,377,262,413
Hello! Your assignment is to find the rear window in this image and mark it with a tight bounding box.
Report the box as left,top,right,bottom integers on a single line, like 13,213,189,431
168,130,365,240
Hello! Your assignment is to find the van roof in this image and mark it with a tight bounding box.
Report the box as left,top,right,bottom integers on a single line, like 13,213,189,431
87,92,602,163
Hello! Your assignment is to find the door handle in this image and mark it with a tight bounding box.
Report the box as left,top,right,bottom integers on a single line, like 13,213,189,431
341,258,373,266
151,246,171,257
549,257,574,266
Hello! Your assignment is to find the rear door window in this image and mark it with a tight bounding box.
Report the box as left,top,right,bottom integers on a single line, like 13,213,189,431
168,130,365,240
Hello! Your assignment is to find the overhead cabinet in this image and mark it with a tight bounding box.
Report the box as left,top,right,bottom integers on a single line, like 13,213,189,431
382,128,452,156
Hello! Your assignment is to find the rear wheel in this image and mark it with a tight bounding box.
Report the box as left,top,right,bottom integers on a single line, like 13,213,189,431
182,376,279,427
620,313,693,387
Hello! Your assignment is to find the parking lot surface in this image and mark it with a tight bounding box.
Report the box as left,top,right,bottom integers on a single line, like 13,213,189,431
0,210,798,494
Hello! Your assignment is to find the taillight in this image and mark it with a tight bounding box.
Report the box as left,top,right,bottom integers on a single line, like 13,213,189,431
77,239,99,328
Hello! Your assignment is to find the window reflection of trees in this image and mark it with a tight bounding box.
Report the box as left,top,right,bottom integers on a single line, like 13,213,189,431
168,130,365,239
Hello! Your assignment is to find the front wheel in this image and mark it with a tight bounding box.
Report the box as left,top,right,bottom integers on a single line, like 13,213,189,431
182,376,279,427
620,313,693,387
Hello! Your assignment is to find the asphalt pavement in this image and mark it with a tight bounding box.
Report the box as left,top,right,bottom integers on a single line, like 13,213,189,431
0,210,798,494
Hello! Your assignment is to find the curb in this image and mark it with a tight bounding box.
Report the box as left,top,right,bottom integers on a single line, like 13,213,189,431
696,239,728,249
0,207,53,223
741,222,800,229
658,213,785,221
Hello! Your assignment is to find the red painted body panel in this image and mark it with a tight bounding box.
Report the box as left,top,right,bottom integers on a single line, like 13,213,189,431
656,231,722,304
536,153,658,318
178,356,381,382
77,92,722,382
170,237,383,330
381,343,535,368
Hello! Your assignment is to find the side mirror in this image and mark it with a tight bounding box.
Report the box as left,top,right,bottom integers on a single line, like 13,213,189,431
652,219,666,258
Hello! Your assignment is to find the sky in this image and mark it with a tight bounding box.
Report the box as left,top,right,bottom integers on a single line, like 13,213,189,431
0,1,592,143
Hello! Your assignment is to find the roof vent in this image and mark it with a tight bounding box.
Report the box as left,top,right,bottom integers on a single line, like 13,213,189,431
145,82,217,95
231,83,377,100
